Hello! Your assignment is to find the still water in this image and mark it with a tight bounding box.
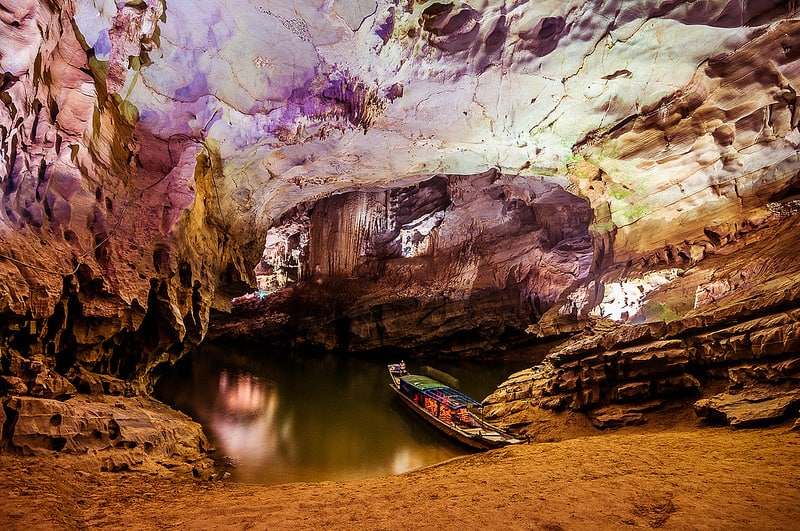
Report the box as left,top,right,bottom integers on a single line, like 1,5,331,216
156,341,535,485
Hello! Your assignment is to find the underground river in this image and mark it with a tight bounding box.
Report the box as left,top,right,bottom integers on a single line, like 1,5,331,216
156,341,536,485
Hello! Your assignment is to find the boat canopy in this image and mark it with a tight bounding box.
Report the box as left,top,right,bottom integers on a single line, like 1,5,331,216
399,375,484,410
400,375,445,391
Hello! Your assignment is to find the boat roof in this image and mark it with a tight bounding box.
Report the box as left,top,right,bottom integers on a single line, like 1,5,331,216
400,375,447,391
399,375,483,410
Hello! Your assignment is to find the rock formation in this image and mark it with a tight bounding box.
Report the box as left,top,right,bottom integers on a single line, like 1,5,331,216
212,170,594,355
1,0,800,457
485,214,800,433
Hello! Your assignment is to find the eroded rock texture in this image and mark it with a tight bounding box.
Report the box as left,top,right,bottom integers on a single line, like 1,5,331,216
1,393,211,472
0,0,253,393
485,216,800,433
215,170,593,354
1,0,800,450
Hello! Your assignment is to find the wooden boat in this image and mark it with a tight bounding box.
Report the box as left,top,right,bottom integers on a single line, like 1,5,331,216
388,362,524,450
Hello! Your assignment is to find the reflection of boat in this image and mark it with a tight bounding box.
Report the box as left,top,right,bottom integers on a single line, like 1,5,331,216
388,362,524,450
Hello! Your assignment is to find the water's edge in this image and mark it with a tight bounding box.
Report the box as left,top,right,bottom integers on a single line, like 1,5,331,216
156,341,536,484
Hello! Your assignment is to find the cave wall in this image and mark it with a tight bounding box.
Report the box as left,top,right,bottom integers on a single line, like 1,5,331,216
234,170,593,354
0,0,252,394
569,17,800,265
485,214,800,433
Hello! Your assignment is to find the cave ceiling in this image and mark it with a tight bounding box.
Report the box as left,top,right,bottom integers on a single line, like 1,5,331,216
68,0,796,229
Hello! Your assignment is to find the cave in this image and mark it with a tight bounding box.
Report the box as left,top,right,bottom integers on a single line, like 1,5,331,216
1,0,800,527
224,171,593,356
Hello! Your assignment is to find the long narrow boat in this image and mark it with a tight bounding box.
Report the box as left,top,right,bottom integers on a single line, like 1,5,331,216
388,362,524,450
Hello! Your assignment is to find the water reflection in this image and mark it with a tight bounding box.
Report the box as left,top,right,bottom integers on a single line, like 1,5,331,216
217,371,270,417
157,342,535,485
211,371,283,470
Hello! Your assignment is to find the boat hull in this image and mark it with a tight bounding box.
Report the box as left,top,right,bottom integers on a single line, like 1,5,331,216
389,382,509,451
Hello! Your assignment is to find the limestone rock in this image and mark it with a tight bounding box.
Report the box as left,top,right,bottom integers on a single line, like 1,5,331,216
5,396,98,454
69,369,105,395
655,374,701,396
101,450,143,472
487,220,800,431
694,389,800,428
0,376,28,395
588,405,646,429
615,382,650,401
29,367,76,400
3,395,209,463
2,355,76,400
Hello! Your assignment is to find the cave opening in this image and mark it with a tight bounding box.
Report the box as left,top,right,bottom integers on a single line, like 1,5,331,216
229,170,594,357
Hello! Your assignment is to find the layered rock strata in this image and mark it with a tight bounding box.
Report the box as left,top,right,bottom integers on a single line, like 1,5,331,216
485,215,800,433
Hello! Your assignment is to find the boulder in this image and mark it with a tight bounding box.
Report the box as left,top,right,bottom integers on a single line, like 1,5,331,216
0,376,28,395
4,355,78,400
29,368,76,400
694,389,800,428
587,403,665,429
3,395,209,463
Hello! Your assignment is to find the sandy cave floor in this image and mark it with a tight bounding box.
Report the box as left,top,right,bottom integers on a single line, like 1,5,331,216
1,425,799,530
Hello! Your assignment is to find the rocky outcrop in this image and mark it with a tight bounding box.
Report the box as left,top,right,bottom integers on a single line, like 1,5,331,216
694,388,800,428
1,353,75,399
485,217,800,434
1,394,211,473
